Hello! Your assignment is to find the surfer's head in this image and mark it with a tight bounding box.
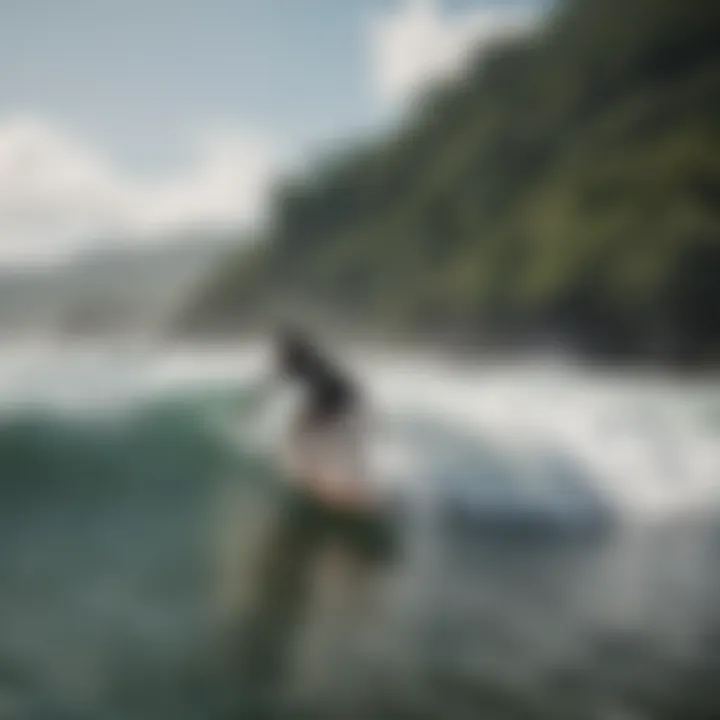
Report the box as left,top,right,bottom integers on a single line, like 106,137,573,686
275,326,318,379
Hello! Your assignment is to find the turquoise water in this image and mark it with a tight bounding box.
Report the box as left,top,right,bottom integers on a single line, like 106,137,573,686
0,349,719,719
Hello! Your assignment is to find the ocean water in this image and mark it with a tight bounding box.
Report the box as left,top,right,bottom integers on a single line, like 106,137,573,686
0,344,718,720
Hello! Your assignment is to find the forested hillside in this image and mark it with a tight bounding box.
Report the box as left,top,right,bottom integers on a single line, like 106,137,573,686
184,0,720,363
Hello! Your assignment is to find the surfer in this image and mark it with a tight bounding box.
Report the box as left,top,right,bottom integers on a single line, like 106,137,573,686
225,329,394,714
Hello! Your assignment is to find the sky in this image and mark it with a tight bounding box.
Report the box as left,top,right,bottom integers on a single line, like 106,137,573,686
0,0,542,265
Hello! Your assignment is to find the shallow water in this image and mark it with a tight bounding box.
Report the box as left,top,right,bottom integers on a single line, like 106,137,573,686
0,346,718,719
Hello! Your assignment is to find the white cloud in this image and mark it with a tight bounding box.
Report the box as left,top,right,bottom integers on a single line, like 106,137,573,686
0,115,278,265
370,0,539,105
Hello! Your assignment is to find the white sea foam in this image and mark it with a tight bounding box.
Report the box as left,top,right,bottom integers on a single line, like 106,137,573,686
0,342,717,522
